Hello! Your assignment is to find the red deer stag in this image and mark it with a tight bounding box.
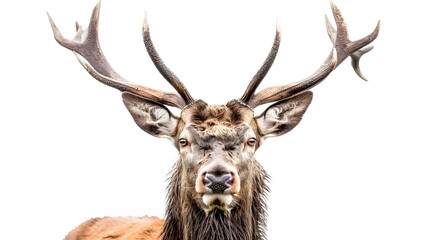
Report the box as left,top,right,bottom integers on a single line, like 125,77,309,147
48,2,379,240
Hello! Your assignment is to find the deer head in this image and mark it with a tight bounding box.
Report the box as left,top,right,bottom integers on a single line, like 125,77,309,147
48,2,379,239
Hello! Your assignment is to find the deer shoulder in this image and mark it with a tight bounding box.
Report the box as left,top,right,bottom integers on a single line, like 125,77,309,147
65,216,164,240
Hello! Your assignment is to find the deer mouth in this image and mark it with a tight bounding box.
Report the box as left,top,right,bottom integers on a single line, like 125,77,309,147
202,193,233,212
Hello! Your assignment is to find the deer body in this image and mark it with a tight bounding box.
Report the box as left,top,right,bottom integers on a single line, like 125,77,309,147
48,2,379,240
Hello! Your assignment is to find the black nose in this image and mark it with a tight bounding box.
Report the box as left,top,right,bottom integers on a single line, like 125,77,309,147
204,172,233,193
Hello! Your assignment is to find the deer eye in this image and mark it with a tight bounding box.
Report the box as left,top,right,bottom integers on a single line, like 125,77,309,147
178,138,188,147
247,138,257,147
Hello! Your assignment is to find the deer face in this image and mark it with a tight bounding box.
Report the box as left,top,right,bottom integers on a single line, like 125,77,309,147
177,101,258,213
122,93,313,213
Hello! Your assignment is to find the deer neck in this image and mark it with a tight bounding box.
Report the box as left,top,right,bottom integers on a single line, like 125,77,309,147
161,160,270,240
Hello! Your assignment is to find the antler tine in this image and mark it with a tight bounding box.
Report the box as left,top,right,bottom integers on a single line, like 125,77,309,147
48,1,186,109
47,1,122,80
328,2,380,64
325,2,380,81
350,46,374,81
240,22,281,104
143,14,194,105
246,2,380,108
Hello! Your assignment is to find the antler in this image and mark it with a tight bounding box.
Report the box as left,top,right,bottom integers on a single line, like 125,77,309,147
47,1,193,109
241,2,380,108
240,22,281,104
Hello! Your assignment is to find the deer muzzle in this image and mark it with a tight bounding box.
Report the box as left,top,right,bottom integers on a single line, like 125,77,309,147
195,151,240,211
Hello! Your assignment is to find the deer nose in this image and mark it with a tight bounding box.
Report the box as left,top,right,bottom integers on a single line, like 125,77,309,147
204,172,233,193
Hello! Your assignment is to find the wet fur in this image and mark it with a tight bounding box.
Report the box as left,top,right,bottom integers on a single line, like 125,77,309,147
65,100,271,240
162,159,270,240
163,100,270,240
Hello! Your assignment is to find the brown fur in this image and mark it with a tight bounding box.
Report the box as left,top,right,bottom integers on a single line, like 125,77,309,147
63,93,315,240
65,216,164,240
161,154,269,240
162,100,270,240
65,100,271,240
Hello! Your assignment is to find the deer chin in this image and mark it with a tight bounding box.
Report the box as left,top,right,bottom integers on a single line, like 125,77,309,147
202,193,233,213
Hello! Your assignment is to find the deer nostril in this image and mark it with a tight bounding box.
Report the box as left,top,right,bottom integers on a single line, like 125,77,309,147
204,172,233,193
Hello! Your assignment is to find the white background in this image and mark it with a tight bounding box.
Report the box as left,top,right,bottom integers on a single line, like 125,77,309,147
1,0,428,239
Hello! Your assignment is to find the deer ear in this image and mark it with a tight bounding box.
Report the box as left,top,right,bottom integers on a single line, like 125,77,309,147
255,91,313,138
122,92,178,139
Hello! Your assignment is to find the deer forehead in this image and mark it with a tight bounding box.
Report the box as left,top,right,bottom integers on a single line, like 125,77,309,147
181,100,254,122
179,100,258,138
182,124,254,146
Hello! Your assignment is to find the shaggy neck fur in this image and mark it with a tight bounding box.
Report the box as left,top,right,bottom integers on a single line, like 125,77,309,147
161,160,270,240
